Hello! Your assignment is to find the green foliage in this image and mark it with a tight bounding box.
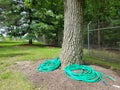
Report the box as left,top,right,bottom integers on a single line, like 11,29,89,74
0,0,64,45
0,0,12,9
84,0,120,22
24,0,32,8
0,0,119,46
84,0,120,47
23,0,64,45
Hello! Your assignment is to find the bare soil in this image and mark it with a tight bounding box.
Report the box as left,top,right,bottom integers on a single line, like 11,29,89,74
15,60,120,90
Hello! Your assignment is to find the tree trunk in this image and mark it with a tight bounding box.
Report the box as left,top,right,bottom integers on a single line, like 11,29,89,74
28,8,32,45
55,29,59,46
60,0,84,68
29,39,32,45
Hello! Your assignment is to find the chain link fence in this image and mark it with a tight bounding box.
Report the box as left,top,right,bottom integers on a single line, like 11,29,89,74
85,20,120,64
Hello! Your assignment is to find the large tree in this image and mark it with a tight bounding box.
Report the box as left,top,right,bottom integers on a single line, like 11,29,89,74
24,0,64,46
60,0,84,68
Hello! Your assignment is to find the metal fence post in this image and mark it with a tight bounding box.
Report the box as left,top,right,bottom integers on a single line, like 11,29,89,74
87,21,91,55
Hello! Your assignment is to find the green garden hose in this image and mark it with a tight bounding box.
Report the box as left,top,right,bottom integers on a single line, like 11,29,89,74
37,58,115,84
37,57,61,72
64,64,102,82
64,64,115,83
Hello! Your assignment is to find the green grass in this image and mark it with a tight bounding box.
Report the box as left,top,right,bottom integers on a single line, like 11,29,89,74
0,41,27,46
0,41,60,90
89,49,120,63
0,41,120,90
84,55,120,70
0,71,34,90
0,60,13,71
0,41,61,61
83,49,120,70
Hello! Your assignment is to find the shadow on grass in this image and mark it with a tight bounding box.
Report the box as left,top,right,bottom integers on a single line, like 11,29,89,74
0,41,22,43
20,44,47,47
19,44,61,48
0,41,61,48
0,42,27,47
0,53,30,58
0,43,46,48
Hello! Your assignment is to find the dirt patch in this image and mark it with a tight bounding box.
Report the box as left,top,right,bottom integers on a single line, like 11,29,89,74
15,60,120,90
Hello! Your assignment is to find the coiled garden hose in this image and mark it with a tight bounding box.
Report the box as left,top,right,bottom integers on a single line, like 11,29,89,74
37,57,61,72
37,57,115,84
64,64,115,83
64,64,102,82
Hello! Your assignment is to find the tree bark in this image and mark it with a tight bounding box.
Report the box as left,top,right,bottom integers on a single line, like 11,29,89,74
60,0,84,68
29,39,32,45
28,8,33,45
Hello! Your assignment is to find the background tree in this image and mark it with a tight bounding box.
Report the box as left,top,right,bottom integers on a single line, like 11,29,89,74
24,0,64,46
0,0,64,45
0,0,119,48
0,0,28,40
84,0,120,48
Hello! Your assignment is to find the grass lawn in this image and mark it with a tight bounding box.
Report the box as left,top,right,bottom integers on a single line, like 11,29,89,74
0,41,120,90
83,49,120,70
0,41,60,90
